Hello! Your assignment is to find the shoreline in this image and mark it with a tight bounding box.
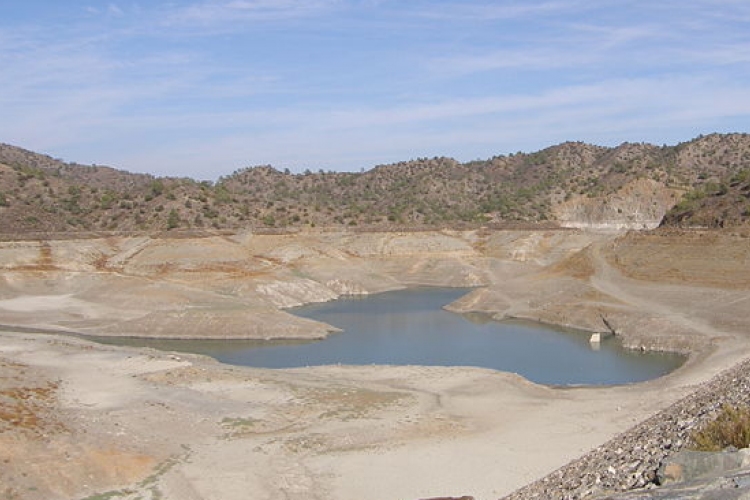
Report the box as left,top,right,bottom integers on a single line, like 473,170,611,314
0,288,692,391
0,326,740,500
2,229,750,499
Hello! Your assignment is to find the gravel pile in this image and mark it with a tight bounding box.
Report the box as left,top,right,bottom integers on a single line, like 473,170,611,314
502,358,750,500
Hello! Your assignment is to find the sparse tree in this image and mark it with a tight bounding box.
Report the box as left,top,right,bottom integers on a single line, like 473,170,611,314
167,208,180,229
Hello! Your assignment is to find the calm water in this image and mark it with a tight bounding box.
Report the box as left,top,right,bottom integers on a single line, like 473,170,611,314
95,287,685,386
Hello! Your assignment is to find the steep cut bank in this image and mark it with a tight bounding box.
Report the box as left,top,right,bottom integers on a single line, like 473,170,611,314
553,178,682,230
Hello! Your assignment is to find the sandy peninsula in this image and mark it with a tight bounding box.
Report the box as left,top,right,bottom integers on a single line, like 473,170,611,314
1,228,750,500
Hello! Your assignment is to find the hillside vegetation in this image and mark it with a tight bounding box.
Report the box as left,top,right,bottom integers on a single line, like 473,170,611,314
1,133,749,236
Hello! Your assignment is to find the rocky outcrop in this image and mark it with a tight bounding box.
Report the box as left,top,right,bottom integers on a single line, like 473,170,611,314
598,450,750,499
325,279,370,296
599,469,750,499
553,179,682,230
255,279,340,308
657,449,750,486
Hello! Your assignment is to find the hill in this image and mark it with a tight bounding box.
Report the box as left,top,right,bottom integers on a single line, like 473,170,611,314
661,167,750,228
1,133,749,236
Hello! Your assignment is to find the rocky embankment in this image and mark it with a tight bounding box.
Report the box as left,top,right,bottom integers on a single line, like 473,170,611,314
503,357,750,500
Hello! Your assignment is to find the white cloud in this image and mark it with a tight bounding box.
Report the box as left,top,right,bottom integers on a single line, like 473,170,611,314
107,3,124,16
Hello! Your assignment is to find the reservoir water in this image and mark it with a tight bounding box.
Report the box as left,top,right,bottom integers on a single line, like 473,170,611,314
99,287,685,386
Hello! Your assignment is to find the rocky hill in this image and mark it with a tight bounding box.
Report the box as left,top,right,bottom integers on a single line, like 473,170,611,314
661,168,750,228
1,133,749,236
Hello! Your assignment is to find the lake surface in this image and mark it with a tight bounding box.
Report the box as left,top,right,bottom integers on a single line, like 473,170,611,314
97,287,685,386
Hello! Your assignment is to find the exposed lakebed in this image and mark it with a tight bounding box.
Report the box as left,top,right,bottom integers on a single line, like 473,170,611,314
96,287,684,386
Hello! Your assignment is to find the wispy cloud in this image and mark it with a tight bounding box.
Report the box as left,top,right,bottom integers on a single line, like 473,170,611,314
170,0,341,25
410,0,584,21
307,75,748,131
0,0,748,177
107,3,124,16
425,47,595,76
85,72,750,175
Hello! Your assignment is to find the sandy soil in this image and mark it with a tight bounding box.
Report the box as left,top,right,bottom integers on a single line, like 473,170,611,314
1,229,749,500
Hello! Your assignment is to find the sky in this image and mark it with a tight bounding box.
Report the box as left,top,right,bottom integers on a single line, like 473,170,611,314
1,1,749,180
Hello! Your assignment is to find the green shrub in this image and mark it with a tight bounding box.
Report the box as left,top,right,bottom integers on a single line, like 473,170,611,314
690,404,750,451
167,209,180,229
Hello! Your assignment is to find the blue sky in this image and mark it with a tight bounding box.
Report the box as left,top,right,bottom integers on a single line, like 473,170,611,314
1,1,749,179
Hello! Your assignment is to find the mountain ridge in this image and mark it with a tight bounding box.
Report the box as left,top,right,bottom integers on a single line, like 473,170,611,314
1,133,749,235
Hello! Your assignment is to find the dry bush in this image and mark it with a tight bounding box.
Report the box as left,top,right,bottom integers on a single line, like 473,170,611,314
690,404,750,451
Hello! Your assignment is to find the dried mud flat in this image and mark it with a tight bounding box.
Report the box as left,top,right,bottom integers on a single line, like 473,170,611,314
1,228,750,500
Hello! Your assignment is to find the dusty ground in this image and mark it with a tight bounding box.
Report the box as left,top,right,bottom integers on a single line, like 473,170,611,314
1,228,749,500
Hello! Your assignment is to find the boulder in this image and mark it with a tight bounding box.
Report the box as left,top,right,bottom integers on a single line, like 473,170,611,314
657,449,750,485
